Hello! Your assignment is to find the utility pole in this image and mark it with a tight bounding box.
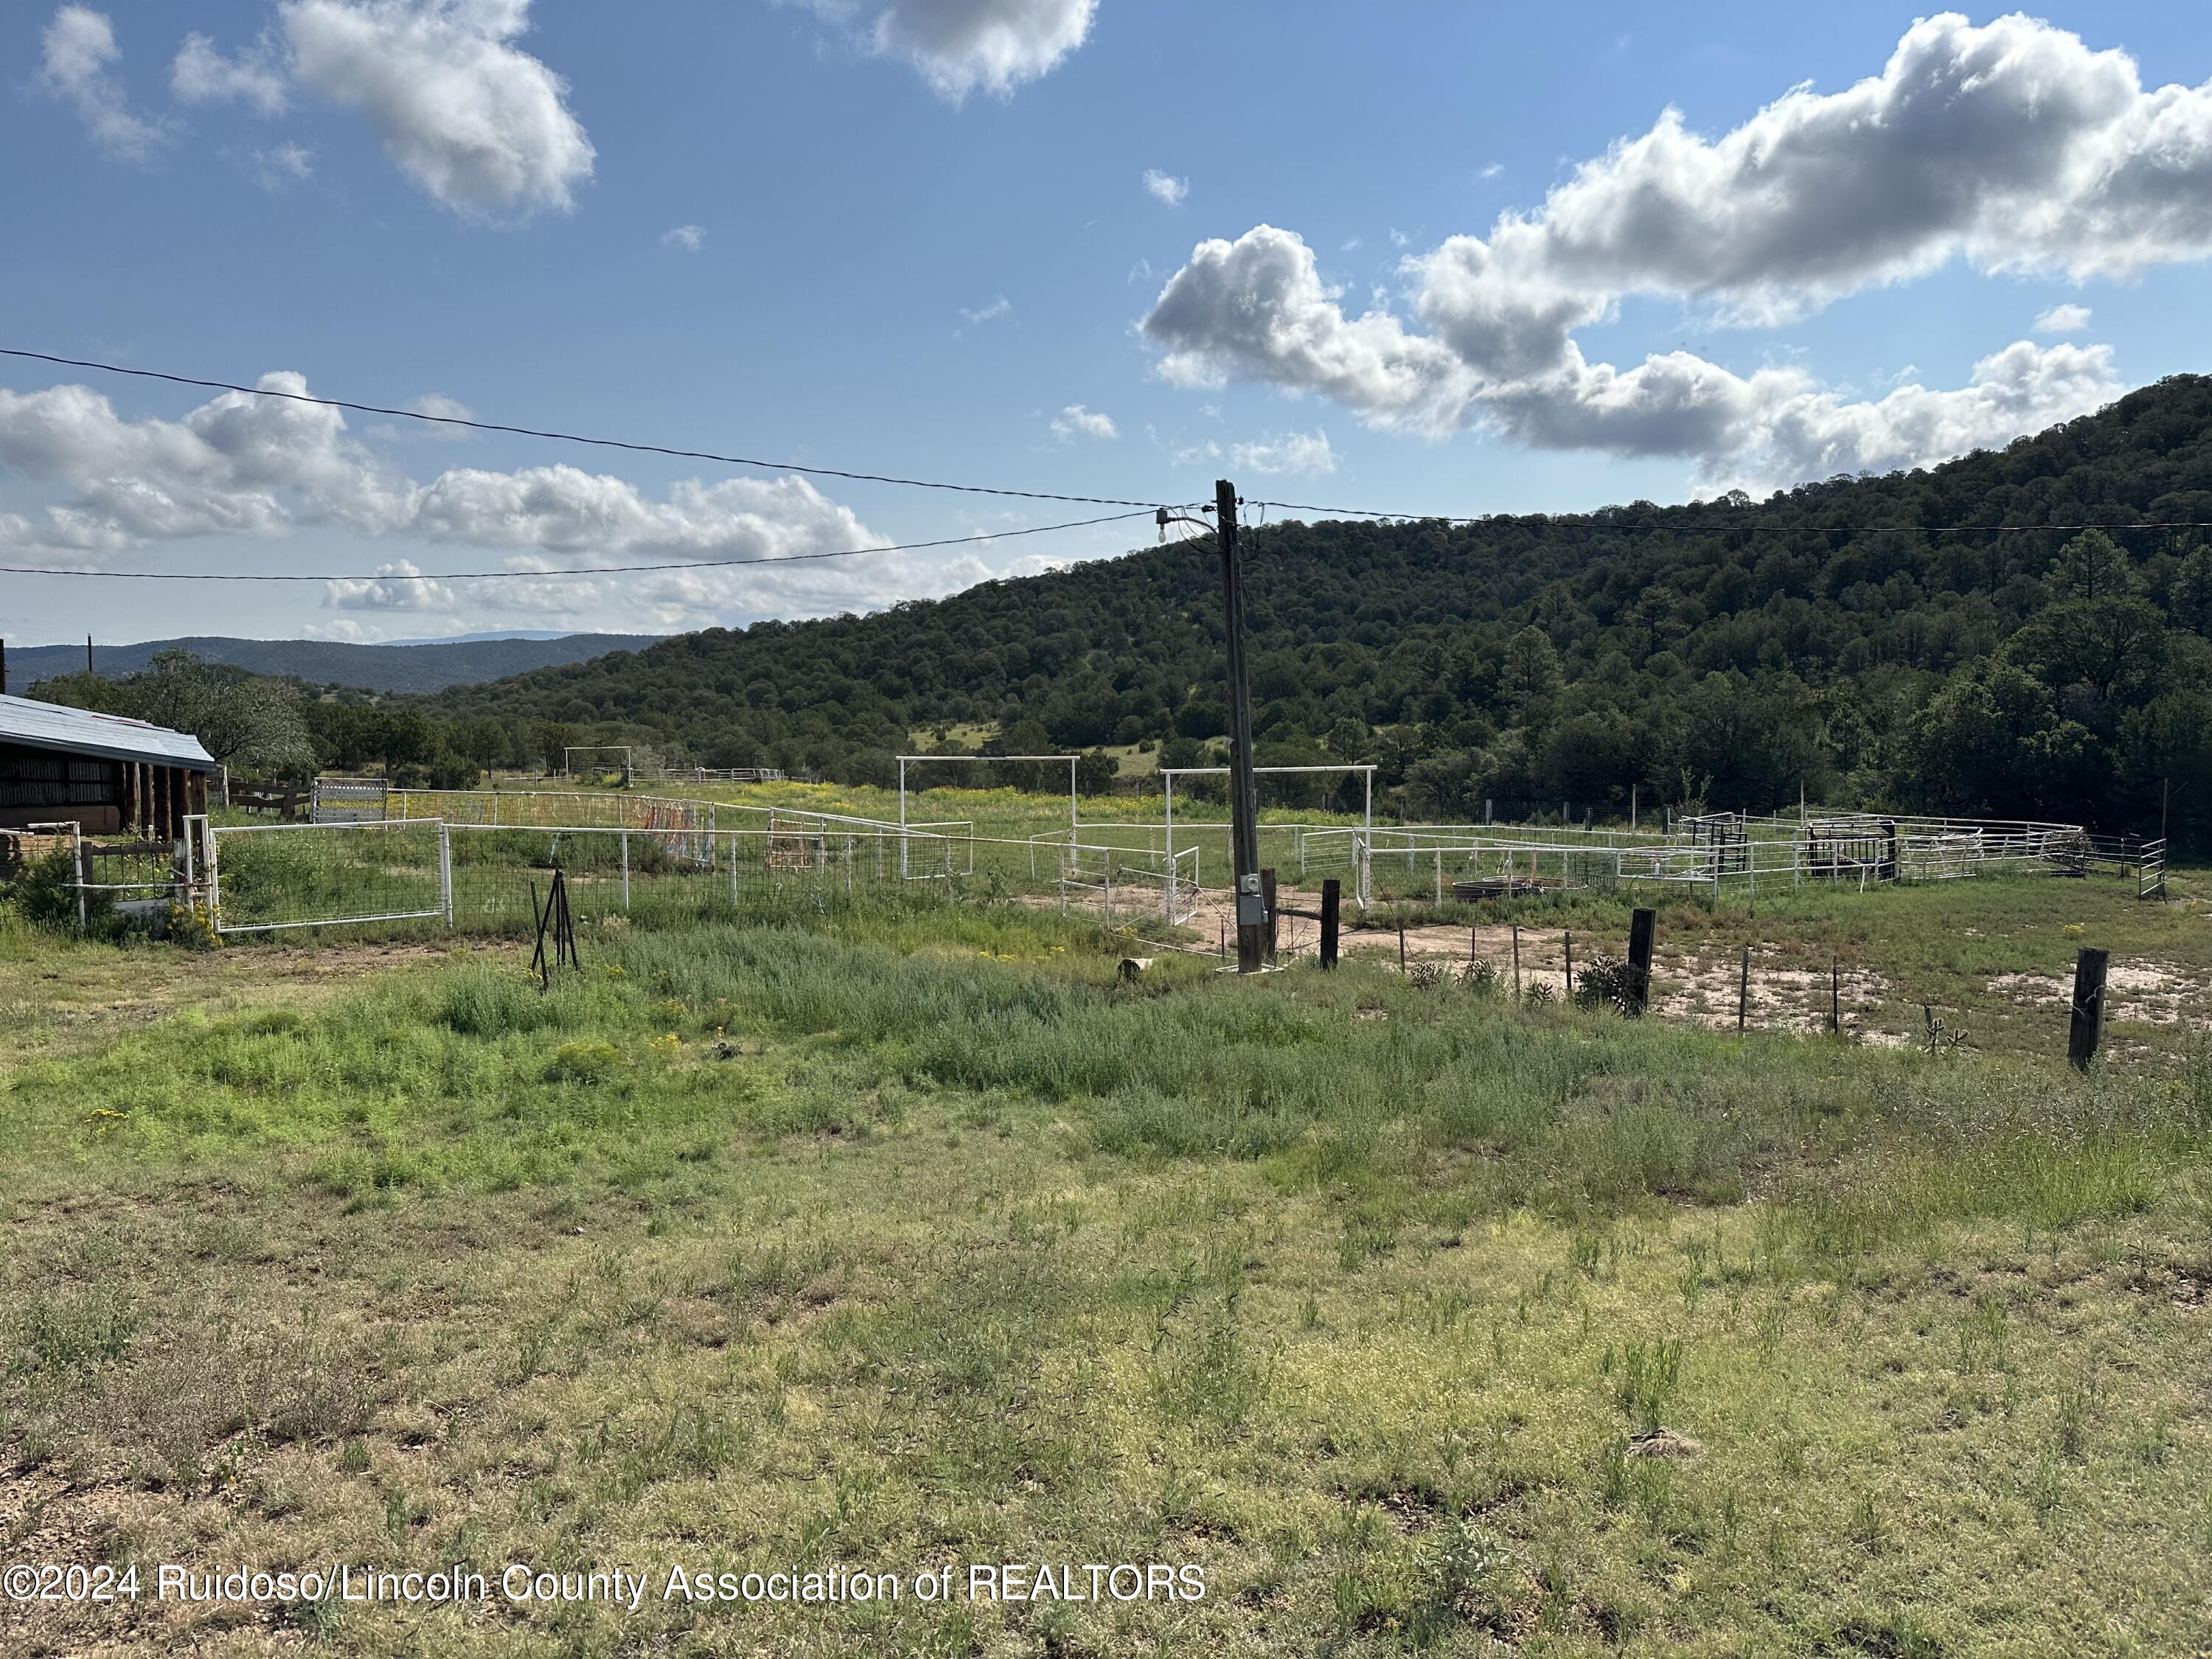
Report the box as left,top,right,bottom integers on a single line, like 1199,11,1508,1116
1158,481,1265,973
1217,479,1266,973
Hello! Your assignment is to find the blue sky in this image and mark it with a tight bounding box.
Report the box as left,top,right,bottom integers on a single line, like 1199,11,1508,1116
3,1,2208,648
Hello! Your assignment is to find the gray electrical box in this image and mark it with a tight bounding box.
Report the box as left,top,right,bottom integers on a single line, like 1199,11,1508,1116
1236,894,1267,928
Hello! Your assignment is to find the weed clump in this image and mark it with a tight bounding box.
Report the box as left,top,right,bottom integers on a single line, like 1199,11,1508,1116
547,1040,621,1084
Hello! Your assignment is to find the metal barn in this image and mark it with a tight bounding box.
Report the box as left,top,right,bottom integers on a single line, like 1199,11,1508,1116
0,694,215,837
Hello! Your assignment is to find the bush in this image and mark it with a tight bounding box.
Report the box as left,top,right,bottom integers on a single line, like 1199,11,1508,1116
546,1040,620,1084
1575,952,1644,1016
8,845,105,931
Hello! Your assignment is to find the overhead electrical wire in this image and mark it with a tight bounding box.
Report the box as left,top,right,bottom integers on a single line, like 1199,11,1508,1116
0,510,1157,582
1248,498,2212,536
0,347,1182,511
3,347,2197,582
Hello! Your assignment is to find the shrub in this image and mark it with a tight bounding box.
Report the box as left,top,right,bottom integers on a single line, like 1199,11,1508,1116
10,845,102,931
547,1040,621,1084
1575,952,1644,1016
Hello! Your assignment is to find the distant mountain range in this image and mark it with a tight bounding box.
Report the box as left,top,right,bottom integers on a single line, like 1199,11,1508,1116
4,633,664,696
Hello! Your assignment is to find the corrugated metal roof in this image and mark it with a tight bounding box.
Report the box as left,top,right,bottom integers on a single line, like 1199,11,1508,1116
0,694,215,770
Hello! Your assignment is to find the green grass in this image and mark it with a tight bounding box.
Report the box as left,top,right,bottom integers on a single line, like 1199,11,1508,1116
3,896,2211,1654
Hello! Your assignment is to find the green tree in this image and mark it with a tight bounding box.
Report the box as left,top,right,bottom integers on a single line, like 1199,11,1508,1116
137,651,315,777
22,671,139,716
1900,660,2102,818
2046,529,2136,601
2008,594,2168,703
2168,546,2212,633
1074,749,1119,796
1497,627,1563,717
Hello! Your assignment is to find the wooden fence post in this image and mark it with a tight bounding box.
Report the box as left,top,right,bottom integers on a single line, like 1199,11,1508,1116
1564,929,1573,999
1398,925,1407,972
1627,908,1655,1015
1320,877,1340,969
1261,867,1279,964
1738,943,1749,1031
1512,924,1522,998
1829,956,1840,1034
2067,947,2109,1071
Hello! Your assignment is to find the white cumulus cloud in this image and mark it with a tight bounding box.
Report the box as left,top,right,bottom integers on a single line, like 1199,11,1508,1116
788,0,1096,102
662,223,706,252
1050,404,1116,440
1139,13,2202,489
40,6,171,161
324,558,459,611
171,30,291,115
250,141,316,189
1143,168,1188,206
280,0,594,220
0,372,1099,632
2034,302,2093,335
1230,429,1336,476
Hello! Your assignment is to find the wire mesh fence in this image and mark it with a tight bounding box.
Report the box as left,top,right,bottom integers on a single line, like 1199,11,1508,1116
199,819,1201,939
208,819,449,933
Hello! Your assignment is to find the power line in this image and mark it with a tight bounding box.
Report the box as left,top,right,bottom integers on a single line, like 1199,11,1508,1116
0,510,1154,582
1249,498,2212,536
0,347,1180,512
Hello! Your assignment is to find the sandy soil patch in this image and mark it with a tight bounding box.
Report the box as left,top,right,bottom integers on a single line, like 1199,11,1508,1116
1990,961,2200,1025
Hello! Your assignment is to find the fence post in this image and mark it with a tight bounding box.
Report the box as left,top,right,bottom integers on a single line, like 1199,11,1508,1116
2067,947,2109,1071
438,820,453,928
1738,943,1749,1031
731,835,740,909
1320,877,1340,969
1512,924,1521,998
1564,929,1573,998
74,825,88,931
621,830,630,911
1261,868,1278,964
1627,907,1655,1015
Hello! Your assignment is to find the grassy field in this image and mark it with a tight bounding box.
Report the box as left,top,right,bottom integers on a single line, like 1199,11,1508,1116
3,877,2210,1656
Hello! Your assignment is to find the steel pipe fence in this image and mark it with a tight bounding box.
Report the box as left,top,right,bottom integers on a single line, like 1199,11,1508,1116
166,791,2155,941
1346,815,2113,906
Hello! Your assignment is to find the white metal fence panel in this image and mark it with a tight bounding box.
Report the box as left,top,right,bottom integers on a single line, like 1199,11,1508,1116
209,819,449,934
311,776,389,823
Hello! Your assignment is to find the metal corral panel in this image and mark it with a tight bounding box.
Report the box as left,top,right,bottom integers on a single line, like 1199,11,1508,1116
0,693,215,771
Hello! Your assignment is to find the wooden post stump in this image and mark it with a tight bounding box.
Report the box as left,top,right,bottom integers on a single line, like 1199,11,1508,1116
1627,908,1656,1015
2068,947,2109,1071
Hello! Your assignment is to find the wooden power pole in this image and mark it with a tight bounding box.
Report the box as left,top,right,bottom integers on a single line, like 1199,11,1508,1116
1217,479,1266,973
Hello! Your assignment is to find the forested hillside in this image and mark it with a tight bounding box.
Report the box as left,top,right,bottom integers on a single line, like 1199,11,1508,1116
7,633,661,695
423,376,2212,838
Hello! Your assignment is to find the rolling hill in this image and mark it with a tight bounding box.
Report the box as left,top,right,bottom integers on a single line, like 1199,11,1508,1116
5,633,662,696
